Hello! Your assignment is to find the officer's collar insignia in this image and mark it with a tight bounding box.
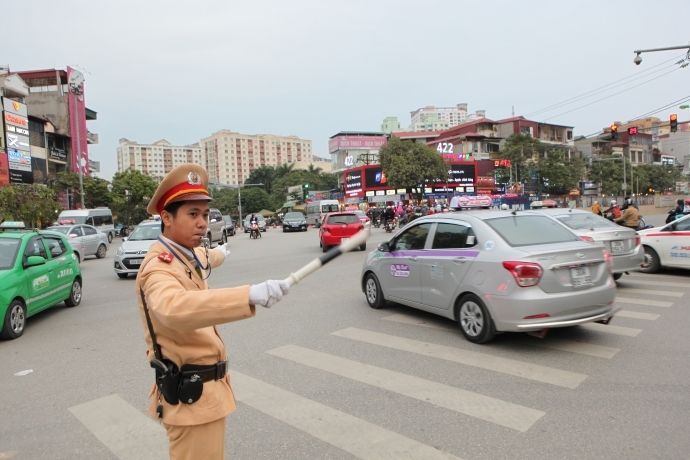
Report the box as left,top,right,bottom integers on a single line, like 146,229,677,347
158,252,174,263
187,171,201,185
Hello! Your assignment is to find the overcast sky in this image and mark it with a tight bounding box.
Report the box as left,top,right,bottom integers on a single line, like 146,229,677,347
7,0,690,180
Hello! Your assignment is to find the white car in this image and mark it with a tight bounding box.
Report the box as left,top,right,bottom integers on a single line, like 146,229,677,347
638,213,690,273
113,220,161,279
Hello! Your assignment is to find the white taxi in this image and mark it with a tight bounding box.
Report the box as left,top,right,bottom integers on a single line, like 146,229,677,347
638,213,690,273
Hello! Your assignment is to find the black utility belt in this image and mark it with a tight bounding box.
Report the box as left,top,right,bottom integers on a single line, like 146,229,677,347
151,359,227,406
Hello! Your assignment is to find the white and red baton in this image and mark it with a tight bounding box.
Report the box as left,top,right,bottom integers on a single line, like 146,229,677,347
283,228,371,287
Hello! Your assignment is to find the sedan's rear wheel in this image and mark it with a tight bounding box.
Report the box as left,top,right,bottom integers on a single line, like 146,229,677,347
364,273,386,309
96,244,107,259
640,246,660,273
64,279,82,307
1,300,26,340
107,232,113,243
457,294,495,343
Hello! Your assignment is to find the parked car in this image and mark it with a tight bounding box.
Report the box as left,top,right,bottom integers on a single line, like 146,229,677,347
282,212,308,232
222,215,235,237
638,213,690,273
46,223,109,263
319,212,366,252
0,221,82,340
533,208,643,280
361,211,617,344
114,220,161,279
207,208,228,245
243,215,267,233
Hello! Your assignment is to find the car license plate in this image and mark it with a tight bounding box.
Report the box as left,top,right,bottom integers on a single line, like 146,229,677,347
570,265,592,287
129,258,144,266
610,240,625,254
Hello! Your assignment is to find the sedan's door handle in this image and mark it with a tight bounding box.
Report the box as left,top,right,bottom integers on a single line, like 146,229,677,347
408,256,418,261
453,257,468,264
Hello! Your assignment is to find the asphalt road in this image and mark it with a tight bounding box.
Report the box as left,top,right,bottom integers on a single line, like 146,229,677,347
1,218,689,460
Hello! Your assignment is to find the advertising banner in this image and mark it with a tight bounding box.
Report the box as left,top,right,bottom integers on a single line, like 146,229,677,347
448,163,476,185
344,169,362,194
364,166,388,188
67,67,90,175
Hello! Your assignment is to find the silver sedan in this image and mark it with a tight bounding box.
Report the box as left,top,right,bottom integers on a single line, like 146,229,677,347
361,211,617,344
534,208,644,280
47,224,109,262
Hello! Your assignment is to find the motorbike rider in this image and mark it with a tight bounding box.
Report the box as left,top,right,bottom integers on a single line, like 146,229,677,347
614,203,640,229
591,200,602,216
604,200,622,220
666,199,685,224
383,205,395,225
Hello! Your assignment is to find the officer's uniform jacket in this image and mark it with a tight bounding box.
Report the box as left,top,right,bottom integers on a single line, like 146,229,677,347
135,240,254,426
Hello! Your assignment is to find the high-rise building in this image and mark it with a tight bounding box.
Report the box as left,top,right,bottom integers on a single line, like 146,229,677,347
409,103,486,132
380,116,401,134
116,138,204,181
200,130,312,185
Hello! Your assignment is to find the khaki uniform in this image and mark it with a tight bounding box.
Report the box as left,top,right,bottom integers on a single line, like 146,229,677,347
136,240,254,457
615,206,640,228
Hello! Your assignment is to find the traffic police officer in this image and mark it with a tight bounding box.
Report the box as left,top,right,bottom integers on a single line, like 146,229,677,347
135,163,289,459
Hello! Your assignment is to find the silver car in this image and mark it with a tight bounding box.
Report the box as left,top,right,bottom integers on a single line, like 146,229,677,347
361,211,617,344
534,208,644,280
47,224,109,262
114,220,161,279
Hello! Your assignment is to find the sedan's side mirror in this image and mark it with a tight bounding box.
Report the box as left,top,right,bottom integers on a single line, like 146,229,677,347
377,241,391,252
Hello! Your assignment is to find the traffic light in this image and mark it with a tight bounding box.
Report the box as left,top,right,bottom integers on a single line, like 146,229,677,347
670,113,678,133
627,126,638,136
610,123,619,140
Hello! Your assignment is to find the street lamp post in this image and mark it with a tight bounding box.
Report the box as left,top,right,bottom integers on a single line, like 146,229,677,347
633,44,690,66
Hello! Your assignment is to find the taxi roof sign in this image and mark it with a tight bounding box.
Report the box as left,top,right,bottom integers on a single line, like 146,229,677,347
0,221,28,230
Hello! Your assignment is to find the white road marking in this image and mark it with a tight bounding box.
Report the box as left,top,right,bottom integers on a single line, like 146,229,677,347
582,323,642,337
0,452,18,459
382,313,616,359
617,310,660,321
332,327,587,388
232,370,463,460
69,394,167,460
266,345,545,432
616,288,683,298
615,297,674,308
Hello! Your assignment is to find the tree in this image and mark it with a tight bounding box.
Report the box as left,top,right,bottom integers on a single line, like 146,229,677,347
83,176,112,208
239,187,272,214
378,137,447,196
246,166,276,194
499,134,544,184
110,170,158,225
0,184,61,228
537,150,585,195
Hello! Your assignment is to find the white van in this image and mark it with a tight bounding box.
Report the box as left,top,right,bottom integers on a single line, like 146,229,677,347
57,208,116,243
305,200,340,227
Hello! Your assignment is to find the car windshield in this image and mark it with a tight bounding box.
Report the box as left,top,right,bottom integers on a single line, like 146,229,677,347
485,215,579,247
47,226,71,234
553,213,619,230
284,212,304,220
128,225,161,241
322,204,339,212
326,214,358,225
58,216,86,224
0,239,21,270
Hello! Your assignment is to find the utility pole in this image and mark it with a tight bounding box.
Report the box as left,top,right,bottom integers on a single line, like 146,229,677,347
633,44,690,65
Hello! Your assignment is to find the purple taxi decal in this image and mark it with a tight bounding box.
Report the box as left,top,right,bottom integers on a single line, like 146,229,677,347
390,263,410,277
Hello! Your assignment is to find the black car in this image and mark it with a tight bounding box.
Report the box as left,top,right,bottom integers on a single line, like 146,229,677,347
222,215,235,237
282,212,308,232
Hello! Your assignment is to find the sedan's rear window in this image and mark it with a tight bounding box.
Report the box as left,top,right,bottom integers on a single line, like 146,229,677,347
485,215,579,247
553,213,619,230
326,214,358,225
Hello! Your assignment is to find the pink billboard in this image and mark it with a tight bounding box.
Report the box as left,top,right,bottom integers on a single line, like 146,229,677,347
67,67,90,175
329,135,387,153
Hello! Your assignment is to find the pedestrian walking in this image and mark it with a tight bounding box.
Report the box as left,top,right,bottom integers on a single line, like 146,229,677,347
135,163,289,459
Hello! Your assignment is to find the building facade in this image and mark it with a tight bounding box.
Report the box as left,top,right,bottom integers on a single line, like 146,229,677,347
116,138,205,181
380,116,401,134
409,103,486,132
200,130,312,185
328,131,388,174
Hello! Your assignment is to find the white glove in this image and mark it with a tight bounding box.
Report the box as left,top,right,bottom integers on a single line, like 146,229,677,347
249,280,290,308
212,244,231,260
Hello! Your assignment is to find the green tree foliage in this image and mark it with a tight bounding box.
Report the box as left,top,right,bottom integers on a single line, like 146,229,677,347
499,134,544,183
110,170,158,225
239,187,273,214
246,166,277,194
537,150,585,195
53,172,111,209
0,184,61,228
378,137,447,194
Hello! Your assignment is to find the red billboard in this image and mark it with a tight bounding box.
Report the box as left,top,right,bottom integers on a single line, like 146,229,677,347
67,67,90,176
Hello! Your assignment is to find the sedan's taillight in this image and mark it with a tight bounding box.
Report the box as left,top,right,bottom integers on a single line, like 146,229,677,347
634,235,641,247
603,249,614,273
502,261,543,287
579,235,594,242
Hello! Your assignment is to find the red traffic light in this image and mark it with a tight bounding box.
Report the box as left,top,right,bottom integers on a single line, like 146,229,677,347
627,126,638,135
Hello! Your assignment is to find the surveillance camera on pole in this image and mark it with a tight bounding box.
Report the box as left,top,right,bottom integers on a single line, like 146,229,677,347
633,53,642,65
632,44,690,66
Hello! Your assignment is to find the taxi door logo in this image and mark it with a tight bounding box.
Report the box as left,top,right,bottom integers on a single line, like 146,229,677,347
32,275,50,290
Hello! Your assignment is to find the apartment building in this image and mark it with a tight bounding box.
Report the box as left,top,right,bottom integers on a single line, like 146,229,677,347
200,130,312,185
409,103,486,132
116,138,205,181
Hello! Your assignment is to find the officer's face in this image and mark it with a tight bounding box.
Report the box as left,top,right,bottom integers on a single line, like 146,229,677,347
162,201,210,248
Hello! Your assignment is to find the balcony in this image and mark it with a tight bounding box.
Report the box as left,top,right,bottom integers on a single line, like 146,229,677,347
87,131,99,144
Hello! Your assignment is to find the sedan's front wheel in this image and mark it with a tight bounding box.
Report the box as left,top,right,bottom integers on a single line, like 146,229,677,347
364,273,386,309
1,300,26,340
96,244,107,259
457,294,495,343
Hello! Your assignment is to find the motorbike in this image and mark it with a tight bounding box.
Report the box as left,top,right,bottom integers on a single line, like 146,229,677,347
373,217,381,229
384,218,396,233
249,222,261,239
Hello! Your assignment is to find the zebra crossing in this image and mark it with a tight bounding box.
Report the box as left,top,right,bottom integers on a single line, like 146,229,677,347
69,271,686,459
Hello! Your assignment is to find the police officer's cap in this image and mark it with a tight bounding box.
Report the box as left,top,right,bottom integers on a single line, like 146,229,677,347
147,163,212,215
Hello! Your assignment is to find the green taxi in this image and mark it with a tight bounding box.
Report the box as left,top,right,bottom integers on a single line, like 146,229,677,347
0,222,82,340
